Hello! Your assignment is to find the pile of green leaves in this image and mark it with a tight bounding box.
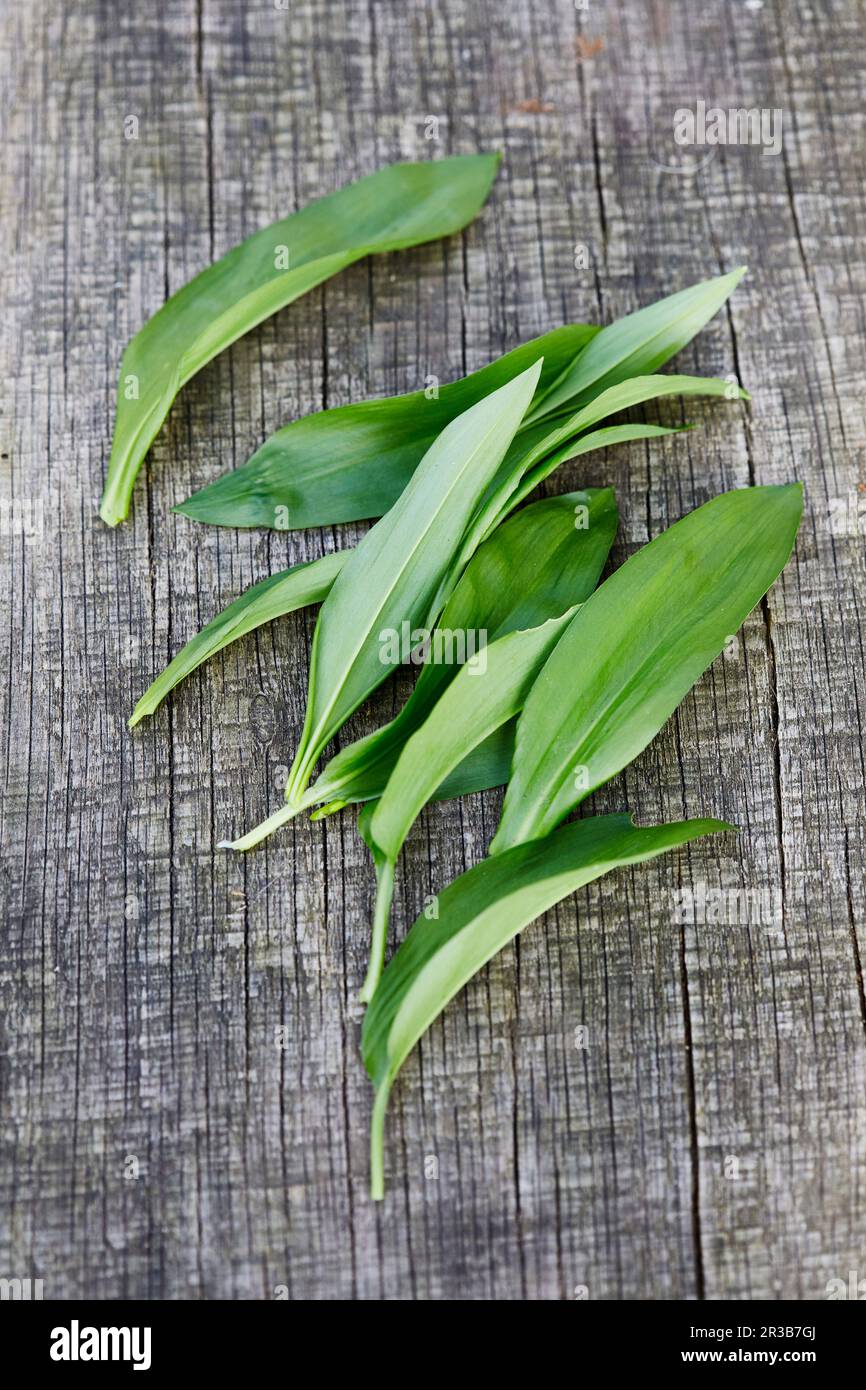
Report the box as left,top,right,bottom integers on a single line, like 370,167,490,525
108,155,802,1199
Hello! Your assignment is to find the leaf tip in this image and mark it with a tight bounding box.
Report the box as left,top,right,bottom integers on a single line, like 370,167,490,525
171,499,202,523
469,149,502,173
729,264,748,285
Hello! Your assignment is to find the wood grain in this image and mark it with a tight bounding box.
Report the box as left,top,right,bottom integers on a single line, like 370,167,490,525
0,0,863,1299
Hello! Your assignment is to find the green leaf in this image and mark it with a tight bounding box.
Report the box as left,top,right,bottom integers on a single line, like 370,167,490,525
128,550,346,727
99,154,502,526
176,269,745,534
491,484,803,854
523,266,747,424
283,359,543,808
174,327,597,530
360,610,578,1001
362,812,731,1198
305,488,618,810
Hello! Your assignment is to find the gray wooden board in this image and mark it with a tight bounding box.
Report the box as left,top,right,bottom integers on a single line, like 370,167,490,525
0,0,864,1300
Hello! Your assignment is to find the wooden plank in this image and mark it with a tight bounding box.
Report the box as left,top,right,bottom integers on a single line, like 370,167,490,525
0,0,863,1300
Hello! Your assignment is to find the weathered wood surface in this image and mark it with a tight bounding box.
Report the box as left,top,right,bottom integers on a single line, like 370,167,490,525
1,0,864,1300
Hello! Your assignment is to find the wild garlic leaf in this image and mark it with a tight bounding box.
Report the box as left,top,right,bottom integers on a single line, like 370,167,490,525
173,327,596,530
282,360,543,808
360,610,579,1000
523,266,747,424
491,484,803,854
362,812,731,1198
100,154,501,526
175,269,745,534
128,550,346,727
305,488,617,811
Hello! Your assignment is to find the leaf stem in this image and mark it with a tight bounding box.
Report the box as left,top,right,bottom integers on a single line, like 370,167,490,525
360,858,395,1004
284,751,318,811
370,1082,391,1200
218,801,303,852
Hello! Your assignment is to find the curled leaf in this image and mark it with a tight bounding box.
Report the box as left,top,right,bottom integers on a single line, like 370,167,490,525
100,154,501,525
